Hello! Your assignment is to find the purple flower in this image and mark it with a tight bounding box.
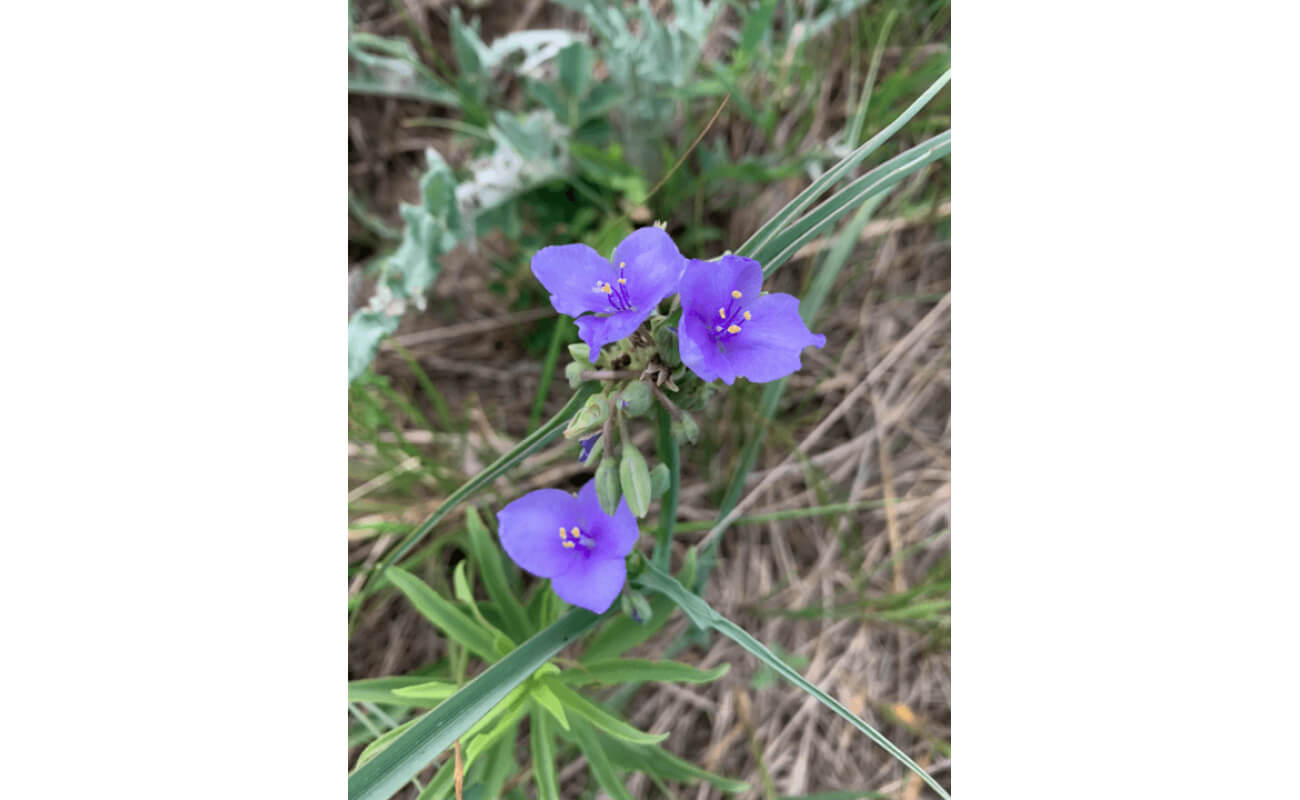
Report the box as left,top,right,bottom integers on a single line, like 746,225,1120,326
677,254,827,385
496,479,639,614
578,433,600,463
532,227,686,363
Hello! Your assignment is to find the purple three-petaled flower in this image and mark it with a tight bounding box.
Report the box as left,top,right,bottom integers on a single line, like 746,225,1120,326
531,227,686,363
496,479,639,614
677,254,827,385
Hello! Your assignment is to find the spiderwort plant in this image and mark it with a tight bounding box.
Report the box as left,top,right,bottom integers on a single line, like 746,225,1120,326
497,479,639,614
531,227,687,363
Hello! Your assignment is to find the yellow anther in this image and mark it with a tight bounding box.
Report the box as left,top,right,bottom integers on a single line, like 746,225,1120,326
743,310,752,321
718,308,727,319
570,527,581,538
562,540,576,549
559,527,568,539
727,324,741,334
618,277,627,284
619,261,626,269
601,283,613,294
731,290,742,298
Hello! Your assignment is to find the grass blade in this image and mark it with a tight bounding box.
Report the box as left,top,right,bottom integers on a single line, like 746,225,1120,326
348,608,602,800
387,566,501,661
548,683,669,745
530,709,560,800
465,508,532,642
568,717,635,800
556,658,729,686
635,562,950,800
737,69,950,260
757,130,952,277
599,735,749,794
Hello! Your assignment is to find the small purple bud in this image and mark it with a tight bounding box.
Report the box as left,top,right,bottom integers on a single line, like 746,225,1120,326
578,433,601,463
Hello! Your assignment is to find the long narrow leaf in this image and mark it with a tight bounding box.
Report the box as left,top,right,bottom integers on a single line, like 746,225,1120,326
548,683,669,745
350,676,452,707
387,566,500,661
348,608,601,800
599,735,749,794
737,69,950,260
530,708,561,800
758,131,952,277
567,718,635,800
465,508,532,641
635,562,950,800
557,658,729,686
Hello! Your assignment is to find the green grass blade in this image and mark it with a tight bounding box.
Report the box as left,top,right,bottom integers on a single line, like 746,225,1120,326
465,508,532,641
348,608,602,800
736,69,950,260
549,683,668,745
350,675,451,707
557,658,729,686
530,709,561,800
567,718,635,800
376,384,597,573
652,404,679,570
530,679,570,730
635,562,950,800
757,130,951,278
599,735,749,794
387,566,500,661
391,681,459,702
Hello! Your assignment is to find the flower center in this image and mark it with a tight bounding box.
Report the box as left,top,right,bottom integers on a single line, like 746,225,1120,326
592,261,635,312
558,525,596,553
704,289,753,345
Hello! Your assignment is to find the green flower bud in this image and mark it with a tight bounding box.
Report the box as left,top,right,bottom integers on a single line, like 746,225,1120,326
670,410,699,445
653,324,681,367
648,463,670,498
567,343,590,362
623,589,653,624
617,381,652,417
564,393,609,440
565,360,585,389
619,441,652,518
595,457,621,516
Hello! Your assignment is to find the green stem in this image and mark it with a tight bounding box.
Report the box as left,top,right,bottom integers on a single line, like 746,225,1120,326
653,404,679,569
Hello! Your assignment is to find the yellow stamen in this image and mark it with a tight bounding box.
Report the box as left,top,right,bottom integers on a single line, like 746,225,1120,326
619,261,626,269
562,540,576,549
618,277,627,284
731,290,742,299
570,527,580,538
727,324,741,334
718,308,727,319
559,527,568,539
601,283,613,294
743,310,752,320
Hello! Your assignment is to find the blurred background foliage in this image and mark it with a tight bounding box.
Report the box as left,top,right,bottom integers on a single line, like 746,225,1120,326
349,1,950,797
